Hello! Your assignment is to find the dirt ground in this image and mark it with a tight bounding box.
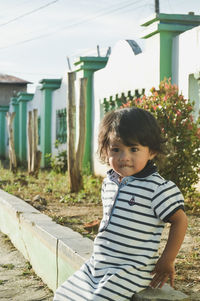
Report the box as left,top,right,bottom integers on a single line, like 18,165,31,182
0,231,53,301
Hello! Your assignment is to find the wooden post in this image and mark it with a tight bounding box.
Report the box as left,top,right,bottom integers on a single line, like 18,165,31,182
67,72,77,192
67,72,87,192
27,111,33,173
75,77,87,188
27,109,41,177
34,150,42,177
31,109,38,172
32,109,42,177
6,112,17,173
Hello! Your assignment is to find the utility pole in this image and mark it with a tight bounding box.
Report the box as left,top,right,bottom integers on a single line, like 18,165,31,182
155,0,160,13
67,56,71,71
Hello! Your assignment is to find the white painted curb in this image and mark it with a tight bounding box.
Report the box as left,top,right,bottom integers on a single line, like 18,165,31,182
0,189,93,292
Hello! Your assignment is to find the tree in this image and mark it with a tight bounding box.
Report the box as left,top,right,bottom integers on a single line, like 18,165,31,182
67,72,87,192
27,109,42,177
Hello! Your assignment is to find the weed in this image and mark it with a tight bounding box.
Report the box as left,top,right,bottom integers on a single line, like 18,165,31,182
45,187,53,193
185,192,200,214
1,264,14,269
52,216,83,226
21,262,34,276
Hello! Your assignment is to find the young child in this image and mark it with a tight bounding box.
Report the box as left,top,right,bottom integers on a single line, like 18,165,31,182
53,107,188,301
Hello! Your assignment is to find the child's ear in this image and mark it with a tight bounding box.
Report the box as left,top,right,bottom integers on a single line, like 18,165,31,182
149,151,157,160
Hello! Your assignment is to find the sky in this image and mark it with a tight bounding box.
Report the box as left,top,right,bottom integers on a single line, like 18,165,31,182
0,0,199,93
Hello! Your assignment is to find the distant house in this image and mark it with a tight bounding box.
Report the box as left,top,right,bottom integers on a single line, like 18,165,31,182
0,74,31,106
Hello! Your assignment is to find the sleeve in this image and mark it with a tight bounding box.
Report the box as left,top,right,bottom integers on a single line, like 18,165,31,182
151,180,185,222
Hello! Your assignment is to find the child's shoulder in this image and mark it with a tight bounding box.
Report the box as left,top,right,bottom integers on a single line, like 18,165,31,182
147,172,167,185
136,172,180,193
134,172,166,187
146,172,183,198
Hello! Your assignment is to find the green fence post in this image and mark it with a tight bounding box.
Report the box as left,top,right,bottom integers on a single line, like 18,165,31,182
74,57,108,170
11,97,20,162
141,13,200,81
17,92,34,163
0,106,9,159
39,79,61,168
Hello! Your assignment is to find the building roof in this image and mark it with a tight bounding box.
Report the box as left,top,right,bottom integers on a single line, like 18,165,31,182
0,73,31,84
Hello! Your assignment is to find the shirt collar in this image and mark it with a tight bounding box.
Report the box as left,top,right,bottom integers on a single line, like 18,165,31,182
133,160,157,178
107,160,157,182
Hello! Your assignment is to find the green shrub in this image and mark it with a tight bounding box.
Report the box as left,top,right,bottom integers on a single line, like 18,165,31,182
121,78,200,196
49,150,67,174
45,141,68,173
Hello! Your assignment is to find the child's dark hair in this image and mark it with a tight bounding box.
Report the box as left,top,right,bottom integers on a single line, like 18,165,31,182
98,107,165,163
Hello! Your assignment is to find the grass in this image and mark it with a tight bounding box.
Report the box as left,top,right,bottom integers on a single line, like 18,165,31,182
1,263,15,270
21,262,34,276
0,167,102,205
52,216,83,225
0,165,102,239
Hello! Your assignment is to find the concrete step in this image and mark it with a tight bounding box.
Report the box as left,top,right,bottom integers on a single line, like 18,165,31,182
132,284,189,301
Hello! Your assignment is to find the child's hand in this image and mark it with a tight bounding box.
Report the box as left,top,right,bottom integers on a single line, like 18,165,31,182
150,257,175,289
150,210,187,289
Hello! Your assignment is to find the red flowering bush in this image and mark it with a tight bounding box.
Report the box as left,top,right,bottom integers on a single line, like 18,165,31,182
122,78,200,196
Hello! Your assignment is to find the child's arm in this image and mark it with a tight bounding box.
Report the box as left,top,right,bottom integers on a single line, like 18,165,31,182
150,209,188,289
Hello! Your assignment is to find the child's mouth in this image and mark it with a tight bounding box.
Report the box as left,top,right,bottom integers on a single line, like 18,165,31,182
120,165,133,168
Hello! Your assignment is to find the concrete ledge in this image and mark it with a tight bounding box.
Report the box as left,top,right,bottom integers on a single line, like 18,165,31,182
0,189,189,300
0,189,93,292
132,284,189,300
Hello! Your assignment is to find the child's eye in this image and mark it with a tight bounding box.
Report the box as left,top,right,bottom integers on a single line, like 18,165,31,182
131,147,138,152
111,148,119,152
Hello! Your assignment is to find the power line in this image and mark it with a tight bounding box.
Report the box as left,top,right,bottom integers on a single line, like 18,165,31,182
0,0,147,50
0,69,61,77
0,0,50,14
0,0,59,28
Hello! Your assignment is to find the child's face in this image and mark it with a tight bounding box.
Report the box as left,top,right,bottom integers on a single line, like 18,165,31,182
107,137,156,178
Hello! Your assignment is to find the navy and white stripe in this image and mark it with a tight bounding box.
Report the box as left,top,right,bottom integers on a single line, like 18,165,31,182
53,170,184,301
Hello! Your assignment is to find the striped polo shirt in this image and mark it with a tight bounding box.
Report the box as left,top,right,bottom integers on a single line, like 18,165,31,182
53,168,184,301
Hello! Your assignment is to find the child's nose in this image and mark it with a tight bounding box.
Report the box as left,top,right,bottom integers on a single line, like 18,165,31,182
120,151,130,160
